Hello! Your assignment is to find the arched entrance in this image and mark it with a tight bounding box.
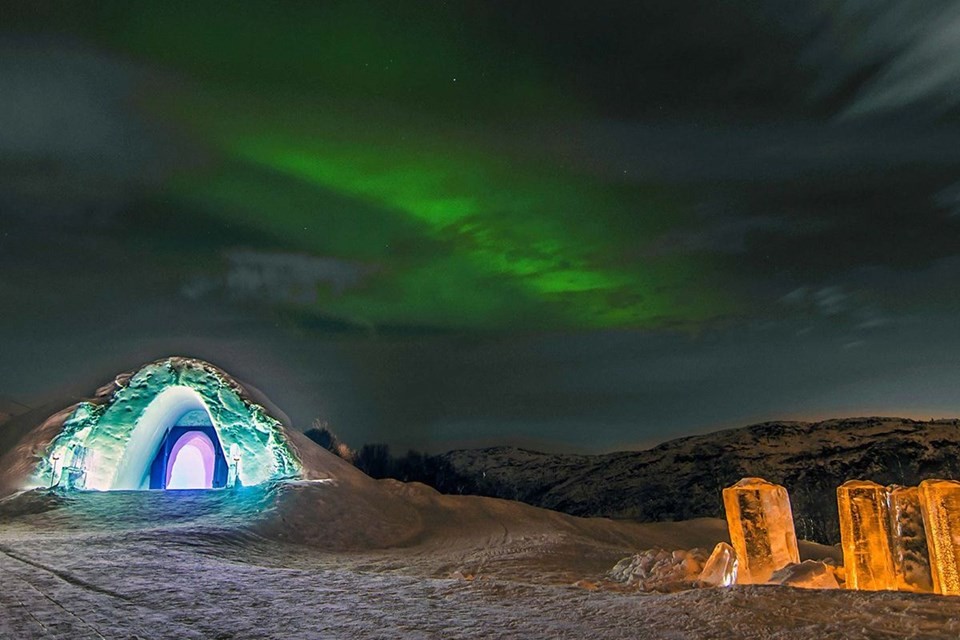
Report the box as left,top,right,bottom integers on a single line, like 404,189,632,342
31,358,303,492
166,431,218,489
148,422,229,490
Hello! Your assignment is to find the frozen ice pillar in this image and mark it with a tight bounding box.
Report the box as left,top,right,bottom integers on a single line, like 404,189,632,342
722,477,799,584
699,542,738,587
837,480,896,591
887,485,933,593
919,479,960,595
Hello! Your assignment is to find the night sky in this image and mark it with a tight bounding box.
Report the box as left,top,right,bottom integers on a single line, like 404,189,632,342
3,1,960,453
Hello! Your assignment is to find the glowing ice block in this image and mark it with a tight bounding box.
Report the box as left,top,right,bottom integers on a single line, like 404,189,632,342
837,480,896,591
886,485,933,593
722,477,799,584
918,479,960,595
699,542,738,587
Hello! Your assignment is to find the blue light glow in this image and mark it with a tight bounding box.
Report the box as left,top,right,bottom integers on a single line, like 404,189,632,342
31,358,302,491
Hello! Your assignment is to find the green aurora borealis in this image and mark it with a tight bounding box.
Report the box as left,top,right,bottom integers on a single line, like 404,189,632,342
7,1,960,450
12,0,730,331
178,115,725,329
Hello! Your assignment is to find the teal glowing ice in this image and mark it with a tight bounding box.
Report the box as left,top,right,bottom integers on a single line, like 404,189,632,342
32,358,301,491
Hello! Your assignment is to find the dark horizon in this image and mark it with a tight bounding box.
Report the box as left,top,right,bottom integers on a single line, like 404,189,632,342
4,350,959,456
4,1,960,454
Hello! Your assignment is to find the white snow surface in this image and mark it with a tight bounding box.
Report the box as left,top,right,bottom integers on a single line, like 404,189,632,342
2,448,959,640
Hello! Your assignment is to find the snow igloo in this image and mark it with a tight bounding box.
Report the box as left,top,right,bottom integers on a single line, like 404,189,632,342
9,357,303,492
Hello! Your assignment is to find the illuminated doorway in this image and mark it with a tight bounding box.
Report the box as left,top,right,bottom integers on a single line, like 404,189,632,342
166,431,217,489
149,424,228,490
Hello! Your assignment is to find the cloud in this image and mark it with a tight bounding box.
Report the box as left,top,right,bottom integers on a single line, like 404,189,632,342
813,286,848,316
783,1,960,119
838,3,960,119
780,286,849,317
0,36,203,225
183,250,376,306
778,285,891,327
641,213,793,257
934,182,960,218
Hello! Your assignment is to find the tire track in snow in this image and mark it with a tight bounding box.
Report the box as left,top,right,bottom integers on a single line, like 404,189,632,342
0,543,209,640
0,553,108,639
0,542,133,601
0,570,49,636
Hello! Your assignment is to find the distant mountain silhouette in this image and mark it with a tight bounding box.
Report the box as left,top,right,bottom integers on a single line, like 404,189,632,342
431,418,960,544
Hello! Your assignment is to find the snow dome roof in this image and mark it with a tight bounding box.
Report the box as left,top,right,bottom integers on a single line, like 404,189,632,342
3,357,303,492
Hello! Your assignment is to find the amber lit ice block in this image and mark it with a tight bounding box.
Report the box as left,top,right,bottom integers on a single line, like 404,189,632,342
699,541,738,587
837,480,896,591
887,485,933,593
722,477,799,584
919,479,960,595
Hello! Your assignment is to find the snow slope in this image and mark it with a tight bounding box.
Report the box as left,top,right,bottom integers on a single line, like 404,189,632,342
2,442,956,639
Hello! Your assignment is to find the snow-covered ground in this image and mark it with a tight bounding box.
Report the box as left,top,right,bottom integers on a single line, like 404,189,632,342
2,482,959,639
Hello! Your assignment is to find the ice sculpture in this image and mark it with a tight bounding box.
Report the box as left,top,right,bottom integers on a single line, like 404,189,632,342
722,477,800,584
30,357,301,491
698,542,738,587
918,479,960,595
837,480,896,591
886,485,933,593
769,560,840,589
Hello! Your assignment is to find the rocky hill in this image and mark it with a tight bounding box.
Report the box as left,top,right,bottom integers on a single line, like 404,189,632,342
437,418,960,543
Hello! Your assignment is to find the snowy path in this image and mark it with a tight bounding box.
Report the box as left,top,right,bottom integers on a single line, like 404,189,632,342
3,531,960,639
2,488,960,639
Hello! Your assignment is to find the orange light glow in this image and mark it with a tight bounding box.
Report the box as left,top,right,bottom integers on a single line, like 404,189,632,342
919,479,960,595
837,480,896,591
699,541,738,587
887,485,933,593
722,477,799,584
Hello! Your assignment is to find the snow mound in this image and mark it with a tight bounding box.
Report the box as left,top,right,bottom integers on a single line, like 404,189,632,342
607,548,709,592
